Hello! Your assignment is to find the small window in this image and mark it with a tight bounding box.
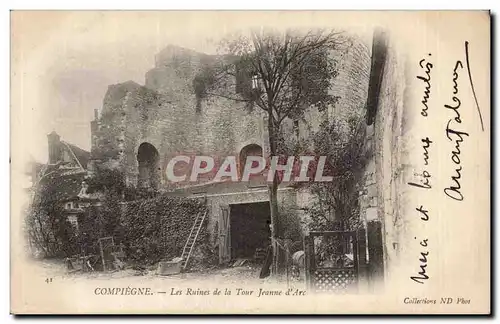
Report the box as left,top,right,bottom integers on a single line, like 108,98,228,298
67,216,79,231
293,120,300,139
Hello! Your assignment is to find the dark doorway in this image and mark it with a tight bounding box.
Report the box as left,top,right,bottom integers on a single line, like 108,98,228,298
230,201,271,260
137,142,160,189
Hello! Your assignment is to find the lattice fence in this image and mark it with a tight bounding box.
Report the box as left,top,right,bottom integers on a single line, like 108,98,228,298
305,231,363,294
312,269,357,293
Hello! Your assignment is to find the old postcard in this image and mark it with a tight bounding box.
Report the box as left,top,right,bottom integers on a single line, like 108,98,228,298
10,11,490,314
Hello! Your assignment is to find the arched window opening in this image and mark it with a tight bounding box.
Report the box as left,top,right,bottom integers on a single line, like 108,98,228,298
137,142,160,190
239,144,265,184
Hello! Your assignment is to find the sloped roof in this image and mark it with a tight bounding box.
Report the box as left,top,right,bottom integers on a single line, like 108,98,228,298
62,141,90,170
45,131,90,170
37,165,87,202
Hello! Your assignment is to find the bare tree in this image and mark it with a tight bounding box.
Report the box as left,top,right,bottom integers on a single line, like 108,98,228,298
197,28,349,273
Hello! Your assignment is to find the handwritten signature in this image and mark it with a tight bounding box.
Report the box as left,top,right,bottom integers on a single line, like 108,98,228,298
443,41,483,201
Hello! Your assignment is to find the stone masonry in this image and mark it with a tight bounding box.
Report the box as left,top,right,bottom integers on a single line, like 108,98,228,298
90,37,372,257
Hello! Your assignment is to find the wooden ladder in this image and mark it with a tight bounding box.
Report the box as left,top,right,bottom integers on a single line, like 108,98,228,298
180,210,208,270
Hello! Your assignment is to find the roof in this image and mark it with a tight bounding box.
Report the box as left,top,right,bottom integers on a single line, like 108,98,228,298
168,178,298,197
36,168,87,202
63,141,90,170
45,131,90,170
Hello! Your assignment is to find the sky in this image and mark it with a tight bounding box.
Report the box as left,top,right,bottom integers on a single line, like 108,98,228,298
11,11,376,164
12,11,226,163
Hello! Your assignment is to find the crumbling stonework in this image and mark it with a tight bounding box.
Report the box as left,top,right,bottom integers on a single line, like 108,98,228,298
91,38,372,260
93,46,266,189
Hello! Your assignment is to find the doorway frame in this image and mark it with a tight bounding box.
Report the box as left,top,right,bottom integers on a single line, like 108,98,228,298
218,199,270,264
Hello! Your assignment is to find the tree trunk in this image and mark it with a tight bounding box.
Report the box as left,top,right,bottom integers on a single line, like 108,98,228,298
267,113,281,276
270,178,280,274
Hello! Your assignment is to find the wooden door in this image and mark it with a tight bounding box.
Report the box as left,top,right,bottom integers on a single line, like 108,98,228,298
219,205,231,264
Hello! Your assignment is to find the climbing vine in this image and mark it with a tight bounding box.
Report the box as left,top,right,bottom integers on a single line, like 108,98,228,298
305,115,367,231
120,194,210,266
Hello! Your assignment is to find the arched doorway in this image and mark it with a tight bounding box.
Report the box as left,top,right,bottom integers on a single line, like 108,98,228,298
137,142,160,190
239,144,265,184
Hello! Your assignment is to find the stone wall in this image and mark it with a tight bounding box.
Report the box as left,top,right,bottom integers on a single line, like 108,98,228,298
94,46,267,190
91,37,373,257
164,182,301,251
93,37,372,187
358,33,412,289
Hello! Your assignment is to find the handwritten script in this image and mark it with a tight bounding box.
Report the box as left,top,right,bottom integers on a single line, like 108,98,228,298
408,41,482,285
408,52,434,285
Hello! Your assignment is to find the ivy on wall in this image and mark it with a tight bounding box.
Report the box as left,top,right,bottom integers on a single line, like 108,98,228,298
120,194,210,266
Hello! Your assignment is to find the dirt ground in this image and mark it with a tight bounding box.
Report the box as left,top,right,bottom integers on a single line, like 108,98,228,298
33,258,303,289
14,258,310,314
